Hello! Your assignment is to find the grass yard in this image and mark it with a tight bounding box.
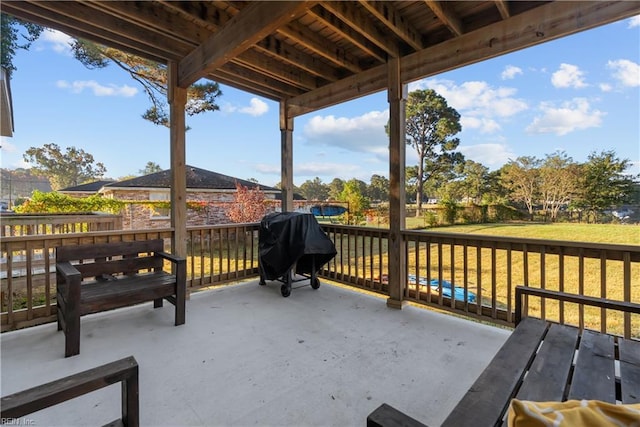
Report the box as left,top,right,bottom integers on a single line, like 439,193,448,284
419,222,640,245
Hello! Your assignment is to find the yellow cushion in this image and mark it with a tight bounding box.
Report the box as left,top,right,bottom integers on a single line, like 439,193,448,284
508,399,640,427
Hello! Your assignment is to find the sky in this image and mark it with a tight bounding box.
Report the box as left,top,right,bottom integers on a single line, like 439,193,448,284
1,16,639,188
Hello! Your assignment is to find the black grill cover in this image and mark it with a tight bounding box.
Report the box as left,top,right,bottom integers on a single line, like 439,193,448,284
259,212,337,280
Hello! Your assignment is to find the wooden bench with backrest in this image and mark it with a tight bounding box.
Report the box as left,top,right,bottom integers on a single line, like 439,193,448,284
367,286,640,427
1,355,139,427
56,239,186,357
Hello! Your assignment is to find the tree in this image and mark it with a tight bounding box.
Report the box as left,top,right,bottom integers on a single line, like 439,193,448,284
457,160,490,205
23,143,107,190
71,40,222,127
499,156,541,220
368,174,389,202
327,178,345,200
299,177,329,201
539,151,580,221
1,17,222,127
226,183,268,223
139,162,163,176
1,14,43,79
574,150,637,221
338,179,370,225
390,89,463,216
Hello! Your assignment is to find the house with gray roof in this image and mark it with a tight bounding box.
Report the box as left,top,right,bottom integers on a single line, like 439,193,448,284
94,166,283,229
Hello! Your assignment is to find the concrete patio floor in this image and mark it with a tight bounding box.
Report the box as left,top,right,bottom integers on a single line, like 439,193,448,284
1,279,510,426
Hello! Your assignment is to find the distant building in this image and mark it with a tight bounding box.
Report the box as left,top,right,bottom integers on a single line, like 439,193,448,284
60,165,298,229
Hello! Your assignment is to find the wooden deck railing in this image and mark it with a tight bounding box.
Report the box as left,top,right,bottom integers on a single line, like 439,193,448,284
2,223,639,338
1,213,122,237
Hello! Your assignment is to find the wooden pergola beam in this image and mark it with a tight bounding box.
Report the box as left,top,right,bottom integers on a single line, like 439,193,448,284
179,1,314,88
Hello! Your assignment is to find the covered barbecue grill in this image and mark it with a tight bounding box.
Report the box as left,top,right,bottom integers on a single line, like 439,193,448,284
258,212,337,297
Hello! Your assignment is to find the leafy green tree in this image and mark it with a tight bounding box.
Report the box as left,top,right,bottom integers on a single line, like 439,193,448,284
457,159,490,205
139,162,163,175
71,40,222,127
327,178,345,200
574,150,637,221
1,17,222,127
368,174,389,202
389,89,463,216
338,179,370,225
299,177,329,201
23,143,107,190
1,14,43,78
539,151,580,221
499,156,541,220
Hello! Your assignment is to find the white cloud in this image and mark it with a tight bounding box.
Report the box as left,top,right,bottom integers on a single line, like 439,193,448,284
599,83,613,92
40,29,73,54
501,65,523,80
628,15,640,28
221,98,269,116
56,80,138,97
607,59,640,87
460,116,501,134
459,143,515,169
303,110,389,155
551,63,587,89
526,98,605,136
240,98,269,116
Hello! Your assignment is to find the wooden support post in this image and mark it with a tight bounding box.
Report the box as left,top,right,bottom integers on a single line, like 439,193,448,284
280,100,294,213
386,57,407,309
168,61,187,259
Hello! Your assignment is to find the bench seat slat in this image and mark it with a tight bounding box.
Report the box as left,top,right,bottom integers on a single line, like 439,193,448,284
568,330,616,403
80,273,177,315
515,323,579,402
619,338,640,404
441,317,548,427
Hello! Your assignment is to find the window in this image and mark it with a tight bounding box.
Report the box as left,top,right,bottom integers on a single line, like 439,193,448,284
149,191,170,219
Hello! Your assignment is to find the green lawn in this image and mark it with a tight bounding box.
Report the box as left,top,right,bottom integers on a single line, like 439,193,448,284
405,221,640,245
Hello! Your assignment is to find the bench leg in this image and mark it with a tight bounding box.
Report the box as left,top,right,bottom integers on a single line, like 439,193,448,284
122,363,140,427
153,298,163,308
65,311,80,358
175,281,186,326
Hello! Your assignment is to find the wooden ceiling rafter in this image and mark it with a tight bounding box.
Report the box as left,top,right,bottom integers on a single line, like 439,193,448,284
425,0,465,37
360,1,424,51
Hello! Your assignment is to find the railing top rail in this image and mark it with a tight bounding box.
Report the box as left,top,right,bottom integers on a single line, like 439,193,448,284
0,228,174,244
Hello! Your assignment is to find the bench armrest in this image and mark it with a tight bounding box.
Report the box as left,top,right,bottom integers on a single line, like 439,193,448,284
1,356,139,425
56,261,82,300
515,286,640,325
56,261,81,281
155,251,185,265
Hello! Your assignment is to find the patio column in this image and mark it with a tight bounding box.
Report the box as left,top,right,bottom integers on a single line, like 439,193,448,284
280,100,294,213
386,57,407,309
168,61,187,258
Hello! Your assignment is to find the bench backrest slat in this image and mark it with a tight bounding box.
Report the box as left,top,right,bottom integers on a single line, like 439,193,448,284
56,240,165,278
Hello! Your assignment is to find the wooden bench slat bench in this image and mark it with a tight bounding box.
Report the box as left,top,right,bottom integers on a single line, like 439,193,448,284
0,356,139,427
56,239,186,357
368,286,640,427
